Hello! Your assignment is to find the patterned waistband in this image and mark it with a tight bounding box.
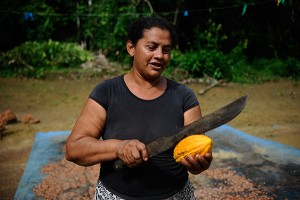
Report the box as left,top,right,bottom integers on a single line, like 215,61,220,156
94,179,195,200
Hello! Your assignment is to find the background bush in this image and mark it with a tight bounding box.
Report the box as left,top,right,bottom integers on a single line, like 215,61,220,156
0,0,299,82
0,40,93,78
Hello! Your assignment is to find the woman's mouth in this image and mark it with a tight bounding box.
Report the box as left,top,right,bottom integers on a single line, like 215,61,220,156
149,62,163,70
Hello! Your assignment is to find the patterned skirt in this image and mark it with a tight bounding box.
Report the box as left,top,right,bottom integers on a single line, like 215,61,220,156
94,179,196,200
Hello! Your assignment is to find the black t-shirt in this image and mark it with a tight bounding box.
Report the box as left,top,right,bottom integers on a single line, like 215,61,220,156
89,75,199,200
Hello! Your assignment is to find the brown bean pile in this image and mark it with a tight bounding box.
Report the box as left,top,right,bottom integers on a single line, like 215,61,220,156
34,159,275,199
190,168,275,200
33,158,99,199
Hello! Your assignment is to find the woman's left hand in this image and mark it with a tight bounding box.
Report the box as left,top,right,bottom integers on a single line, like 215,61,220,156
180,152,213,175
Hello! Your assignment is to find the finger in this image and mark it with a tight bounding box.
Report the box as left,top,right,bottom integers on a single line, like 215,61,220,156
184,156,199,169
131,148,142,160
186,155,200,168
182,156,203,175
195,154,210,170
204,152,213,162
180,157,192,168
137,143,148,161
124,155,137,167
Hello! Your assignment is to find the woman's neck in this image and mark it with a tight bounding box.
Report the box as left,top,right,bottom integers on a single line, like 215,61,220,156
128,70,163,89
124,71,167,100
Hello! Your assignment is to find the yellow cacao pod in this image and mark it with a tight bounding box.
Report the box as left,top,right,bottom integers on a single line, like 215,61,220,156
173,134,213,162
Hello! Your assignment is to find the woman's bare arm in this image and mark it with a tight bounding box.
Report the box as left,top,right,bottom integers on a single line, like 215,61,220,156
183,105,202,126
65,99,119,166
65,98,148,167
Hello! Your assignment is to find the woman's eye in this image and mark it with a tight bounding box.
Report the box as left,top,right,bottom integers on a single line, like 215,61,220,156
163,48,171,54
146,44,171,54
147,45,156,51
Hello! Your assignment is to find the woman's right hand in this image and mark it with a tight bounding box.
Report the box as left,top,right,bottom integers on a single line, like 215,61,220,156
116,140,148,168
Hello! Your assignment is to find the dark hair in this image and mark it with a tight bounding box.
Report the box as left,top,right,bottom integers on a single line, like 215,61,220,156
128,15,177,48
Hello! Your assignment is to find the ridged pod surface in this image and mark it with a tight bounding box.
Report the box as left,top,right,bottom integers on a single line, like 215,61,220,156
173,134,213,162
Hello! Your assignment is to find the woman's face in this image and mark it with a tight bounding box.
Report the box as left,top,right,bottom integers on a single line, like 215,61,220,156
127,27,172,80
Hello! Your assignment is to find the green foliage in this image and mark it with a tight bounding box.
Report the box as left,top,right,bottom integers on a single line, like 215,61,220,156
252,57,300,81
193,20,226,51
0,40,93,78
169,19,300,83
169,49,226,80
85,2,140,63
282,57,300,80
21,1,58,40
1,0,299,82
229,57,300,83
169,20,239,80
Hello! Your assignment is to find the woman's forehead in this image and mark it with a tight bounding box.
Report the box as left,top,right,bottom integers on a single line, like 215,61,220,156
141,27,171,41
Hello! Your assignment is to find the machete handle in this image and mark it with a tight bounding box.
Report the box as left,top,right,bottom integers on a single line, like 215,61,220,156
113,159,127,171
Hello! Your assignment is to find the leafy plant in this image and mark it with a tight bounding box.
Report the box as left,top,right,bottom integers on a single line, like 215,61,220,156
169,20,238,80
21,1,58,40
0,40,93,78
283,57,300,81
229,57,300,83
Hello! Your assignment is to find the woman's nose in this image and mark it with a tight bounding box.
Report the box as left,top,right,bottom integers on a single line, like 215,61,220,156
154,48,163,58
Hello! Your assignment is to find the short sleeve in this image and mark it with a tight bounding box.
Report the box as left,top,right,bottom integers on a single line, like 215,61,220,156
89,81,109,110
182,86,199,112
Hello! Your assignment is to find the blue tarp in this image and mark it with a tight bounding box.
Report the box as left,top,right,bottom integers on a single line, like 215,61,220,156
14,126,300,199
14,131,70,200
211,125,300,165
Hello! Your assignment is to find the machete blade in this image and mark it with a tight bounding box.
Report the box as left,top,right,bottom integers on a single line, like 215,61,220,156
147,95,248,157
114,95,248,170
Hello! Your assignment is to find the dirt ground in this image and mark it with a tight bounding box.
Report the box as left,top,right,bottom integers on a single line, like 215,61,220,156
0,75,300,199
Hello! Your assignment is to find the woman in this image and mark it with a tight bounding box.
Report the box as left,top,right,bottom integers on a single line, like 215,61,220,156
65,16,213,200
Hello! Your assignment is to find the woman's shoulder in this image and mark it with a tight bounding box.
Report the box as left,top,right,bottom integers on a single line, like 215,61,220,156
95,75,124,87
103,75,124,84
90,75,124,95
167,78,193,93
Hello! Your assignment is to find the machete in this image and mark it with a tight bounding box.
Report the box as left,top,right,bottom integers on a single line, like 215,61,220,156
114,95,248,170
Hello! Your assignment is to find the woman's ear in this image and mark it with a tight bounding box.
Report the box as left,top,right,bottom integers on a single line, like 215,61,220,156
126,40,135,57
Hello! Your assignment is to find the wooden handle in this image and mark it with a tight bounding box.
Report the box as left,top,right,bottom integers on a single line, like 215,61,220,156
113,159,127,171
